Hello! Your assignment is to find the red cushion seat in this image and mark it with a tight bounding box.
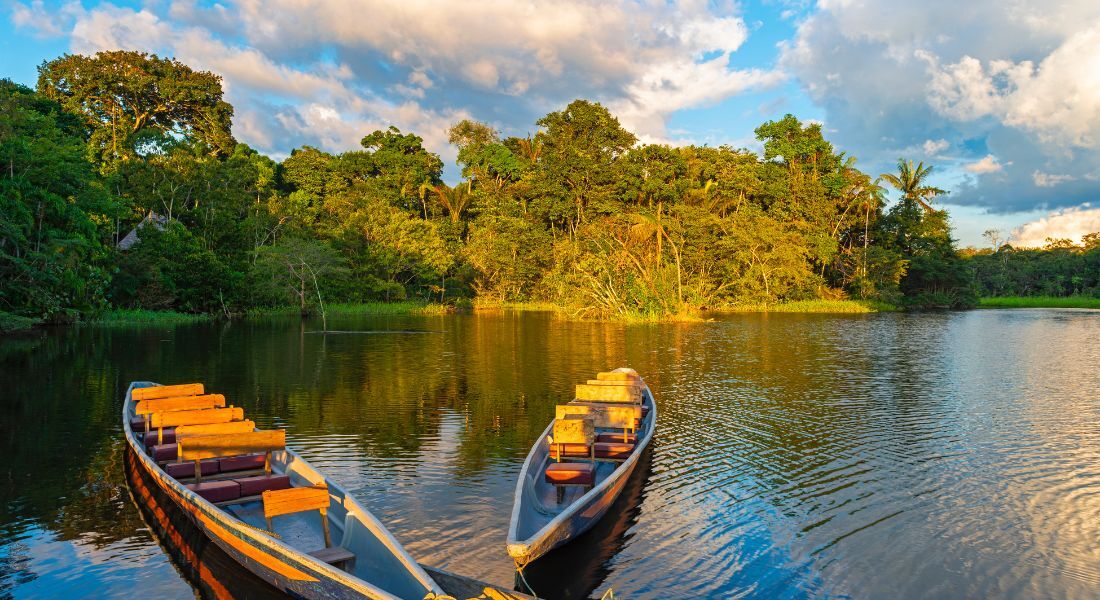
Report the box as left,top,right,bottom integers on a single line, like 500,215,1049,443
234,474,291,497
219,453,266,473
186,480,241,503
545,462,595,486
596,432,636,444
595,442,633,460
152,443,177,462
165,459,219,479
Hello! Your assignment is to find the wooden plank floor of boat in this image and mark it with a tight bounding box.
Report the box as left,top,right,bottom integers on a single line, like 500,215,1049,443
419,565,533,600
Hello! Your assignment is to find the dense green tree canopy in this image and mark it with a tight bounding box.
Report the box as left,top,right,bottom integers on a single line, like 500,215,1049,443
37,51,235,167
6,52,1090,325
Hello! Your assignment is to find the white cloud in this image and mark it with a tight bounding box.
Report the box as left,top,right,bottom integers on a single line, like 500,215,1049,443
10,0,81,37
27,0,781,166
1032,171,1075,188
1009,205,1100,247
781,0,1100,214
224,1,781,142
923,138,950,155
964,154,1002,174
923,28,1100,148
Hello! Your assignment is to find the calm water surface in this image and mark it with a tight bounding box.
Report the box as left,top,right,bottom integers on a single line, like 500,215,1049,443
2,309,1099,599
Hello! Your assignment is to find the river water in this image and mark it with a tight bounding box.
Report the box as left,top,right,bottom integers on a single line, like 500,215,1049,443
2,309,1099,599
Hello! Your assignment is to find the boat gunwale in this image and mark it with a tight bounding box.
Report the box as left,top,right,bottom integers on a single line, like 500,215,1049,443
506,380,657,560
121,381,444,599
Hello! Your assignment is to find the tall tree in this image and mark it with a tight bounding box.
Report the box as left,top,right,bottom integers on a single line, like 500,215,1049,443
0,80,114,319
880,159,975,308
536,100,636,231
879,159,945,212
37,51,235,167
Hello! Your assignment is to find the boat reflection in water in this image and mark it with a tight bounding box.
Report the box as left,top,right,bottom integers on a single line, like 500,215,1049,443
518,448,653,600
124,446,284,600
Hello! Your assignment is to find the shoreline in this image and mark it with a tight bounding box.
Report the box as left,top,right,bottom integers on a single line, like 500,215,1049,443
5,299,909,333
978,296,1100,309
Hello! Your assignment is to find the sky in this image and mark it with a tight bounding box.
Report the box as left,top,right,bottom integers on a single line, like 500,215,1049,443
3,0,1099,248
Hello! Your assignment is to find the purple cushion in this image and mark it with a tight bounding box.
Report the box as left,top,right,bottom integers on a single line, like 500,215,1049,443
235,474,291,497
130,416,146,430
596,432,636,444
143,428,177,446
165,459,220,479
152,443,178,462
186,480,241,503
595,442,633,460
219,454,266,473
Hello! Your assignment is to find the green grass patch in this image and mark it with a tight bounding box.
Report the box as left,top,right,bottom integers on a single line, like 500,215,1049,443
0,311,42,333
979,296,1100,309
616,309,705,323
473,299,561,313
246,301,452,317
88,309,212,325
720,299,897,314
326,301,452,316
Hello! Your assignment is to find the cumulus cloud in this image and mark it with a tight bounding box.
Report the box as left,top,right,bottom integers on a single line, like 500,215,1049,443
965,154,1003,174
1032,171,1075,187
922,29,1100,148
1009,205,1100,247
9,0,79,37
10,0,781,165
781,0,1100,214
923,138,950,155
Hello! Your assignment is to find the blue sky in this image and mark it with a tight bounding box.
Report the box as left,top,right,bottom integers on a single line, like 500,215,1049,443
4,0,1100,247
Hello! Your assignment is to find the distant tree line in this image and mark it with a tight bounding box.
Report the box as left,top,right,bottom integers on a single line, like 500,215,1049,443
11,50,1087,324
965,234,1100,298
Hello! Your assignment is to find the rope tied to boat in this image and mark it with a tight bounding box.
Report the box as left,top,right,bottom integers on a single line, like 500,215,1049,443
514,558,539,599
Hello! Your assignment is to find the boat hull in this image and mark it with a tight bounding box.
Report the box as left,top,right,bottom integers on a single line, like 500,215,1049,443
507,382,657,565
122,382,439,600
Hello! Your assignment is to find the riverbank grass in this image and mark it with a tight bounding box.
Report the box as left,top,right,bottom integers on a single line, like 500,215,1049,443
247,301,452,318
720,299,896,314
0,311,42,333
472,299,560,312
88,309,212,325
328,301,451,316
979,296,1100,309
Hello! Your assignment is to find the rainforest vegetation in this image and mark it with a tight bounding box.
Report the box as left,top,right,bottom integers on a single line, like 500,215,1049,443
2,51,1095,327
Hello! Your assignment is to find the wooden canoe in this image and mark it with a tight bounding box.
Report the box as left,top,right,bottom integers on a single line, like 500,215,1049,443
122,381,446,599
506,368,656,565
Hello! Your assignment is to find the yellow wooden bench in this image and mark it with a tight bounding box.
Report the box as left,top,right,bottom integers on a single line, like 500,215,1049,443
262,485,354,569
178,429,285,483
133,383,204,401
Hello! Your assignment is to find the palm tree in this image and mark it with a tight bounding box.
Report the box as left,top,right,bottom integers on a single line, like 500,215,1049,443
431,183,473,223
879,159,946,212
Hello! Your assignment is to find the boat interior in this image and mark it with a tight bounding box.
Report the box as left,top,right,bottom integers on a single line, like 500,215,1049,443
514,368,653,541
125,382,431,600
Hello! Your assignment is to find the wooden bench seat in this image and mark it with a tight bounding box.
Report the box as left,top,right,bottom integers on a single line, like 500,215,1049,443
309,546,355,568
262,485,353,570
133,383,204,401
178,430,285,483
